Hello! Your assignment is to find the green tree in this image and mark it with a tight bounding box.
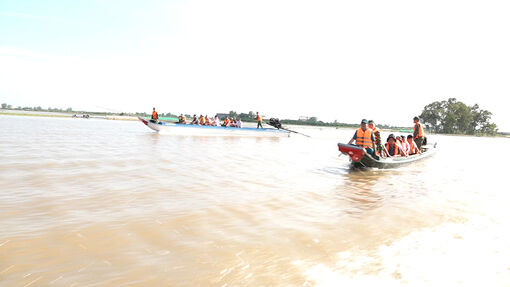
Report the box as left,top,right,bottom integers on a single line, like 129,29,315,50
1,103,6,109
420,98,497,135
420,101,445,133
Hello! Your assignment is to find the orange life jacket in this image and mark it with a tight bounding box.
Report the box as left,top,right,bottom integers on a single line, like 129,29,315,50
199,116,205,125
407,139,418,154
355,128,374,148
371,127,380,142
414,123,424,138
224,118,230,126
205,117,210,125
385,142,400,156
152,111,158,120
257,115,262,122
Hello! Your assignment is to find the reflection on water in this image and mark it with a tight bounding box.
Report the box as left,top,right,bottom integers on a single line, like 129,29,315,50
340,171,385,215
1,115,509,286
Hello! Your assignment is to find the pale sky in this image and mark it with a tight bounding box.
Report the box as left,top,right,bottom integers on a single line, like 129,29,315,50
1,0,509,131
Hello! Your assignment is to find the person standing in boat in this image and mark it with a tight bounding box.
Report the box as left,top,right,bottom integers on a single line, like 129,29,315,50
348,119,377,157
368,120,382,156
151,107,159,123
256,112,263,129
413,116,425,150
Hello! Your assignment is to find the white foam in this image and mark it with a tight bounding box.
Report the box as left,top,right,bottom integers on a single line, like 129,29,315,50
302,213,510,286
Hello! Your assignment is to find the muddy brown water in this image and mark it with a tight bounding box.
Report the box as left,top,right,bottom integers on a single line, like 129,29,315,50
1,115,509,286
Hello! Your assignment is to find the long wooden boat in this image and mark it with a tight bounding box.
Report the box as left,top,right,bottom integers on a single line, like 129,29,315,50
338,142,436,169
138,117,291,137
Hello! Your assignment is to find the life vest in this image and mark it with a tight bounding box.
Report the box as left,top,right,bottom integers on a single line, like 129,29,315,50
355,128,374,148
385,142,400,156
371,127,380,142
401,141,410,153
152,111,158,120
199,116,205,125
205,117,210,125
414,123,424,138
224,118,230,126
407,140,418,154
257,115,262,122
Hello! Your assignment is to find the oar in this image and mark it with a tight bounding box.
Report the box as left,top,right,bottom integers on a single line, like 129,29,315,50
264,121,311,137
279,126,311,137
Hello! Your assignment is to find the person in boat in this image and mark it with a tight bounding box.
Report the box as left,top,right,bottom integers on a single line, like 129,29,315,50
400,135,410,156
413,116,425,150
368,120,382,156
178,114,187,124
223,116,231,127
199,115,206,125
348,119,377,157
151,107,159,123
191,114,198,125
256,112,263,129
213,115,219,126
204,115,211,125
236,118,243,128
396,136,409,157
385,134,403,157
407,135,421,155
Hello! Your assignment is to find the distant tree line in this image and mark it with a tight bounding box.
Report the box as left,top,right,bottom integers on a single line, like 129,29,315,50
1,103,74,112
0,103,179,118
419,98,498,136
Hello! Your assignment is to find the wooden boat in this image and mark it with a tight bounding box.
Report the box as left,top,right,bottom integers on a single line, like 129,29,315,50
138,117,291,137
337,142,436,169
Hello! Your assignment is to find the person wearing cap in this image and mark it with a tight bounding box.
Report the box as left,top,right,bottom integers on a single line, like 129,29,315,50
385,134,402,157
368,120,382,156
348,119,377,157
413,116,425,150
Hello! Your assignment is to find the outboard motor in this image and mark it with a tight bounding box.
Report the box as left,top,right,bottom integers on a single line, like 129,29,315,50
268,118,282,129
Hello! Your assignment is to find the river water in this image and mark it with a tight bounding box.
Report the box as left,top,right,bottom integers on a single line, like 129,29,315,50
1,115,509,286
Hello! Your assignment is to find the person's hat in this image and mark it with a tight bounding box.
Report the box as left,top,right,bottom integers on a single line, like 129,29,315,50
413,116,420,121
361,119,368,124
368,120,374,124
387,134,395,141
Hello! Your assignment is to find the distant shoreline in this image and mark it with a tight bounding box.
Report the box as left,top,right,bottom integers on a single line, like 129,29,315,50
1,109,508,137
